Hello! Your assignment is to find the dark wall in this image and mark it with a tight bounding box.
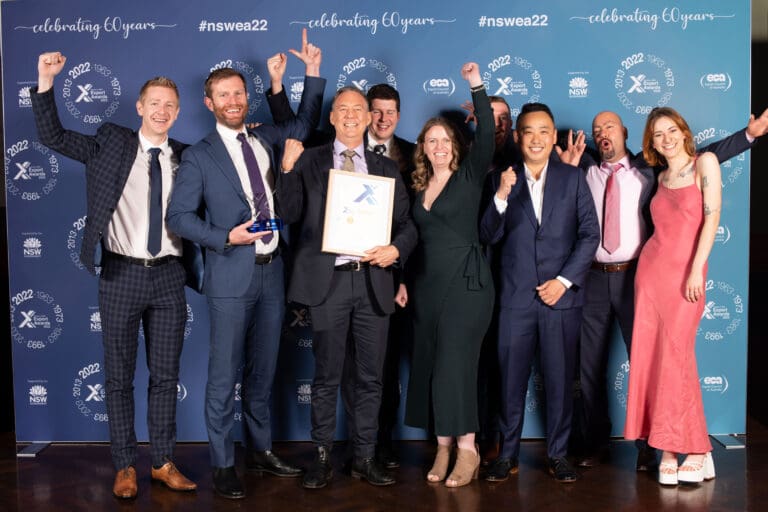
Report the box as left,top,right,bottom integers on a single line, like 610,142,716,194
748,42,768,426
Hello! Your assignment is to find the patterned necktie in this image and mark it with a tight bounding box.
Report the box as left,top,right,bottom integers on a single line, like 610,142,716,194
147,148,163,256
373,144,386,156
602,162,622,254
237,132,272,243
342,149,357,173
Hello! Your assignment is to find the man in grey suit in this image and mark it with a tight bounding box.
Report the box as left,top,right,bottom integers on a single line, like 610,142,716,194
32,52,196,499
166,31,325,499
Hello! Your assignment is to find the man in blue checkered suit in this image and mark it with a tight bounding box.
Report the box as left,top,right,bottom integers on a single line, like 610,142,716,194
31,51,197,499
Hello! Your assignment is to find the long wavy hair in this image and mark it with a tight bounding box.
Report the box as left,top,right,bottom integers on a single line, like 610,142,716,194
411,117,464,192
642,107,696,167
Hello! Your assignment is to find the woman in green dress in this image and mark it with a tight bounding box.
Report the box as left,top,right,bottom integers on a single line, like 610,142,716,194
403,62,495,487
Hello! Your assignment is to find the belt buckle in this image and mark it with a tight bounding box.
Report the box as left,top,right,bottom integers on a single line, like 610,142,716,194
143,258,153,268
353,260,362,271
265,253,273,264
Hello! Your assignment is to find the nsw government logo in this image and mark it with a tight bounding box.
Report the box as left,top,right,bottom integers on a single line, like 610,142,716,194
209,59,264,115
89,309,102,333
72,362,108,423
336,57,397,92
614,52,675,116
699,279,744,342
568,72,589,99
423,77,456,97
700,73,732,92
482,54,542,117
700,374,729,395
22,236,43,258
18,83,34,108
289,78,304,104
297,381,312,404
61,62,121,124
10,289,63,350
5,139,60,201
29,382,48,406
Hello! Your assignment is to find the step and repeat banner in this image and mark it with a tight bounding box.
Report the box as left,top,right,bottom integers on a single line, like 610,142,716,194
3,0,750,442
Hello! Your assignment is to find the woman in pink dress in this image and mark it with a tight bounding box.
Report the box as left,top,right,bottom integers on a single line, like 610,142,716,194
624,107,721,485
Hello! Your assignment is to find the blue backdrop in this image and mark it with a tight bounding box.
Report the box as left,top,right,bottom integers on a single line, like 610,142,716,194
3,0,750,442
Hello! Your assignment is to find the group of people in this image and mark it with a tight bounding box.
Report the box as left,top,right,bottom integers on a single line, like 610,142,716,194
30,29,768,500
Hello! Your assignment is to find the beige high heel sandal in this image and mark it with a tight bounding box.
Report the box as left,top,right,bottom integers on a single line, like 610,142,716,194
427,444,453,483
445,446,480,487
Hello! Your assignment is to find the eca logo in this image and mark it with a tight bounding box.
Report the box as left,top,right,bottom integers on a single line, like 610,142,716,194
700,73,732,92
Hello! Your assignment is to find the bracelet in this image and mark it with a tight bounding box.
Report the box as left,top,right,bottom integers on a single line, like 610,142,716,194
470,84,485,92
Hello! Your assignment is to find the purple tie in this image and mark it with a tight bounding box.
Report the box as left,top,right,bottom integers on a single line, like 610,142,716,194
237,132,272,243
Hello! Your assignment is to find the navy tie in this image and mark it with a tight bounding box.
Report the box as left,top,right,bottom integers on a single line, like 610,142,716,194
237,132,273,243
147,148,162,256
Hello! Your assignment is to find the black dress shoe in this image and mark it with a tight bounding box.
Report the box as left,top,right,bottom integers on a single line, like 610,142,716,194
548,457,579,483
351,457,396,486
303,446,333,489
484,457,519,482
246,450,302,477
376,444,400,469
212,466,245,499
636,446,658,472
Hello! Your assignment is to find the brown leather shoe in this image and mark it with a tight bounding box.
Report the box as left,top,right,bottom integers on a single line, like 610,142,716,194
113,466,138,499
151,461,197,491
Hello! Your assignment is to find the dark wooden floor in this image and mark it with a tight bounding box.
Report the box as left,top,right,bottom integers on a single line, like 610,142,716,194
2,418,767,512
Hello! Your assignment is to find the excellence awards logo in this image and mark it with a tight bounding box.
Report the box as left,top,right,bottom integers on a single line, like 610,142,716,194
336,56,397,92
614,51,675,116
694,127,746,189
209,59,264,115
10,289,63,350
481,54,542,117
698,279,744,342
5,139,60,201
72,362,108,423
61,61,121,124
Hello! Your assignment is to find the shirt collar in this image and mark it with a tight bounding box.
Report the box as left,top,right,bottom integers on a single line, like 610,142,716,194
334,140,365,158
138,131,170,153
215,123,247,144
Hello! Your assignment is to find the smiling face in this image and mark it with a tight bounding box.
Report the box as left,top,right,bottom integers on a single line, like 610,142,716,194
369,98,400,143
204,75,248,130
330,89,371,147
651,116,688,159
136,86,179,141
515,110,555,170
592,111,628,163
423,124,454,171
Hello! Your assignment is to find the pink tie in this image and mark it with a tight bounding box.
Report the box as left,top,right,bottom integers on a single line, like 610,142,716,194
602,163,622,254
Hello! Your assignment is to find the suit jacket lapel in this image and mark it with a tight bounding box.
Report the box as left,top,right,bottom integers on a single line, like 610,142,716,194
511,167,537,228
539,165,562,228
203,131,249,206
114,134,140,202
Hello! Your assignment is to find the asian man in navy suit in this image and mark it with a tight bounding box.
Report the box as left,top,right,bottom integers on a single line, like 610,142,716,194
480,103,600,483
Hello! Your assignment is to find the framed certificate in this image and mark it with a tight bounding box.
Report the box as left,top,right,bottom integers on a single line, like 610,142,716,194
321,169,395,256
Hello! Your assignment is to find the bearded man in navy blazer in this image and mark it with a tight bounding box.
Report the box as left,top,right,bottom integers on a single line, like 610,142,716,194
480,103,600,483
166,30,325,499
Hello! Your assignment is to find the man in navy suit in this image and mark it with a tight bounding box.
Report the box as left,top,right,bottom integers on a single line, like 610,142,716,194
480,103,600,483
32,52,196,499
277,86,417,489
166,31,325,499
